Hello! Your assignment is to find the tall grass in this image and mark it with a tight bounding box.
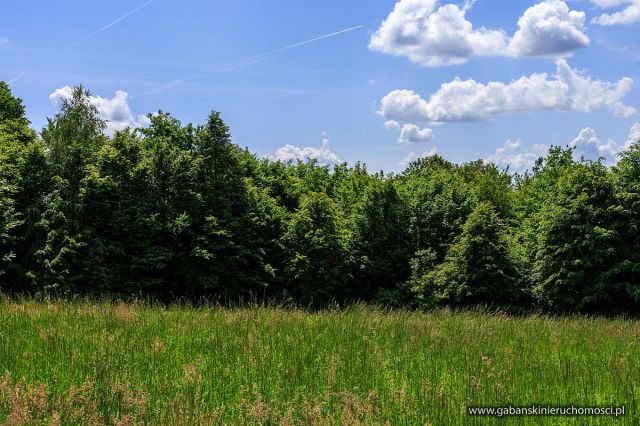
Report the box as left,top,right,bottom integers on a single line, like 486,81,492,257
0,298,638,425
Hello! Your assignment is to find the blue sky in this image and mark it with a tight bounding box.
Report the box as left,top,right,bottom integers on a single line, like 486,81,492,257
2,0,640,172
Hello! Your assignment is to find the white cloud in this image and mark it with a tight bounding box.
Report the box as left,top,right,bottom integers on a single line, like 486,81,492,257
399,147,438,167
137,114,152,127
624,122,640,149
569,127,620,163
49,86,147,134
591,0,640,25
369,0,508,67
369,0,589,67
567,123,640,164
384,119,434,144
49,86,74,103
269,134,341,164
380,90,431,123
490,123,640,171
384,120,401,130
509,0,590,57
378,60,635,123
397,123,433,144
486,139,548,172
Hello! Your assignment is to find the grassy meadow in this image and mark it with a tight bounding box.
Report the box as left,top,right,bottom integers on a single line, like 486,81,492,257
0,299,638,425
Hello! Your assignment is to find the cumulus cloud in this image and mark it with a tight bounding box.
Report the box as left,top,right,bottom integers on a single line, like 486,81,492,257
486,139,548,172
369,0,589,67
49,86,148,134
384,120,401,130
378,59,635,123
269,134,341,164
399,147,438,167
569,123,640,163
369,0,508,66
397,123,434,144
624,122,640,149
509,0,590,57
591,0,640,25
569,127,620,163
565,123,640,164
384,119,434,144
489,123,640,171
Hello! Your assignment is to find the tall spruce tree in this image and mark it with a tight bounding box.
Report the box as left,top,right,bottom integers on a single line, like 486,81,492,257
189,111,265,296
34,87,106,292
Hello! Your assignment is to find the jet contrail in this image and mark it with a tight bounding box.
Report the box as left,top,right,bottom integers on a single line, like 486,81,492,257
138,24,364,97
8,71,26,84
71,0,158,48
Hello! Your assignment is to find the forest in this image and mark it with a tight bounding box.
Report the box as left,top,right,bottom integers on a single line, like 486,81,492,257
1,81,640,314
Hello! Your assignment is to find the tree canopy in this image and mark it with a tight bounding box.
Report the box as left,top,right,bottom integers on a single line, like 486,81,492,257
1,82,639,313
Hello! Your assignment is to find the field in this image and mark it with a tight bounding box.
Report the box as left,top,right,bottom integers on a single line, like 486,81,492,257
0,299,638,425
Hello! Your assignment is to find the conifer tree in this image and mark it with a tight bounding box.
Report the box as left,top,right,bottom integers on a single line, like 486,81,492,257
34,87,106,291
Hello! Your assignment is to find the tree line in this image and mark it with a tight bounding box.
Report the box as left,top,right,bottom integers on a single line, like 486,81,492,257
1,82,639,313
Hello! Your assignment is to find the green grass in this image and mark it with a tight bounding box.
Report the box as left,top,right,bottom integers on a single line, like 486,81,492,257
0,299,638,425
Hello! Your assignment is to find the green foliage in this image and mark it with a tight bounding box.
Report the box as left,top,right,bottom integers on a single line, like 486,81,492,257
27,86,108,293
613,141,640,305
413,202,523,308
33,176,86,291
465,161,514,220
283,192,350,304
351,180,411,302
77,129,163,293
188,112,267,295
402,164,472,262
41,86,107,192
0,82,27,122
0,82,42,288
0,178,19,282
2,80,640,313
532,161,625,313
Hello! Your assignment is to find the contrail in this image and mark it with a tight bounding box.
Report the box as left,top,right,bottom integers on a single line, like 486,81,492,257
138,24,364,97
71,0,158,48
8,71,26,84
